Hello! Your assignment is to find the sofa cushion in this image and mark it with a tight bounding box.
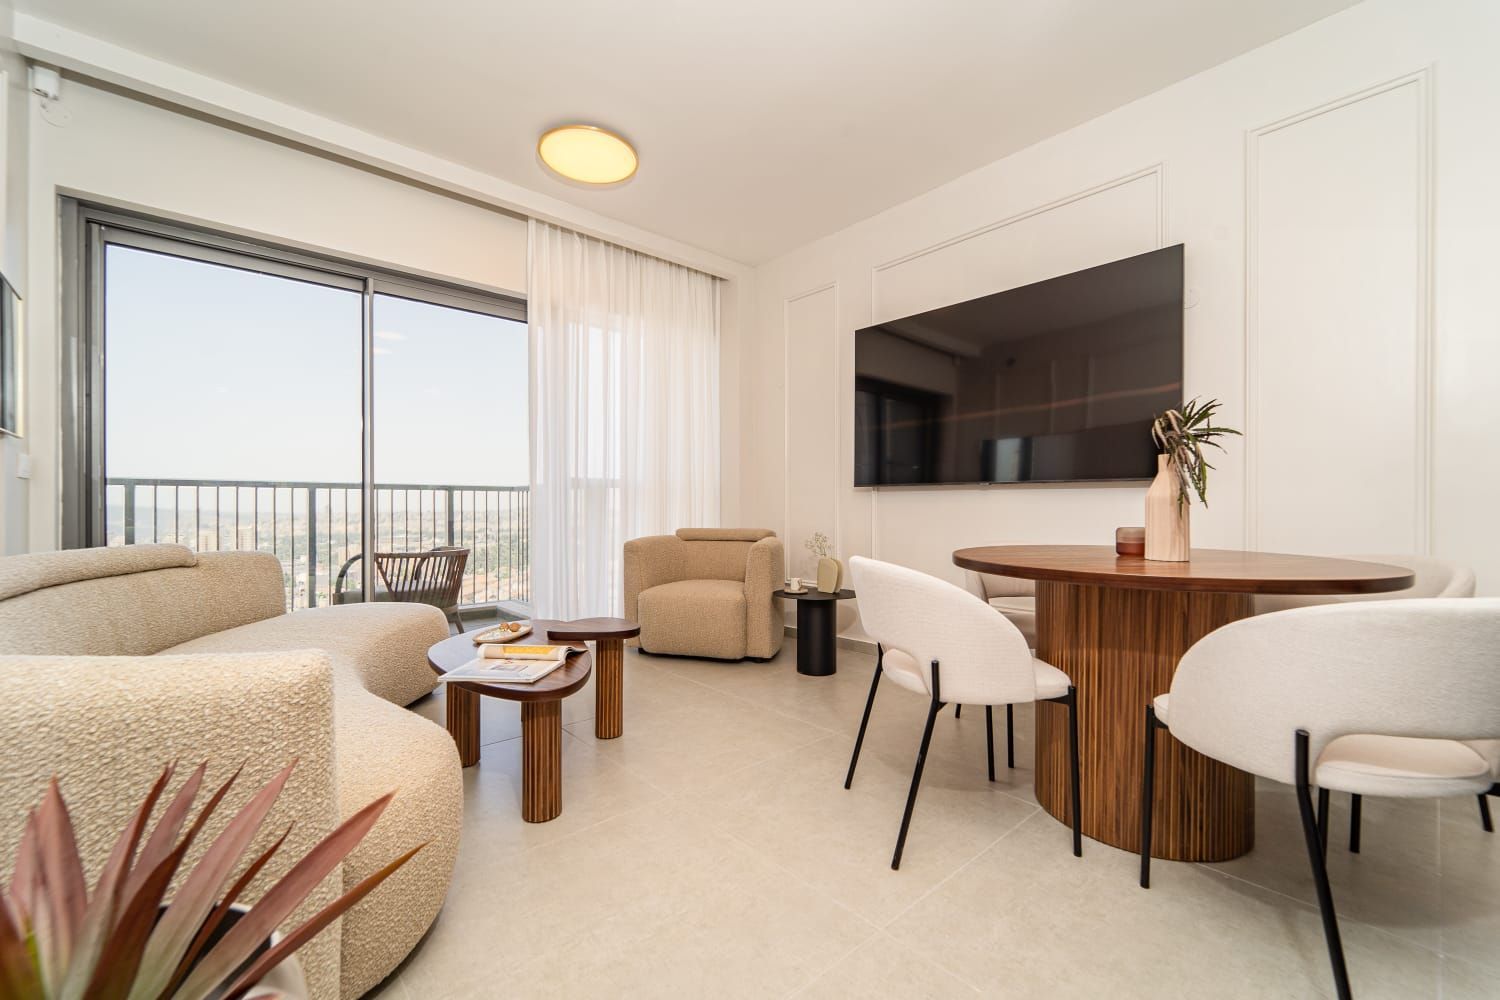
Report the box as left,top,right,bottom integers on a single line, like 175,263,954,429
0,543,197,601
0,550,286,658
162,602,449,707
327,681,461,997
638,579,747,659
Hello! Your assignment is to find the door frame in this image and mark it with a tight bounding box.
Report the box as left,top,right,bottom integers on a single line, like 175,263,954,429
60,200,526,603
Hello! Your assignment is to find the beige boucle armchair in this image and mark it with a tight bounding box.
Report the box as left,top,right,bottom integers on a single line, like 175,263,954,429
0,544,461,1000
624,528,785,660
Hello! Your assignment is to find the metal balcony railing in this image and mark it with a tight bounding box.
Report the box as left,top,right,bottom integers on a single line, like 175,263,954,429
105,478,530,611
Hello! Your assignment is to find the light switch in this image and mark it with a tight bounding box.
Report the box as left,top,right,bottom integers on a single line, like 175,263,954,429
16,452,30,479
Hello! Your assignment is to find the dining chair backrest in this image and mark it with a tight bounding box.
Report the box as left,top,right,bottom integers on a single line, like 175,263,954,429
372,547,469,612
849,556,1036,705
1167,598,1500,785
1253,554,1475,615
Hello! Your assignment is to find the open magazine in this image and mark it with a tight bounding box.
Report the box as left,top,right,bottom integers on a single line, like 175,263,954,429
438,645,582,685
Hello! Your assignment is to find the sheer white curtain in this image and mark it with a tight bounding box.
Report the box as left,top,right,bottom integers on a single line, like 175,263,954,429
528,220,721,619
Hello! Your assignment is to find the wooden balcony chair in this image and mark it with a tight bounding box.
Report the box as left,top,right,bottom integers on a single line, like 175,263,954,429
332,546,471,630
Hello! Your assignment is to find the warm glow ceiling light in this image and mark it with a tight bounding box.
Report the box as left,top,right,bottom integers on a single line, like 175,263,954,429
537,124,638,184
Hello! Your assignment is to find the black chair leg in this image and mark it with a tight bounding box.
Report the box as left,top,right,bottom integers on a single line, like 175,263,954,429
1005,704,1015,769
1349,794,1362,854
955,703,962,719
1296,730,1352,1000
985,705,995,782
844,650,884,790
1317,787,1331,858
1140,703,1160,888
1063,686,1082,857
893,694,943,870
1480,792,1494,833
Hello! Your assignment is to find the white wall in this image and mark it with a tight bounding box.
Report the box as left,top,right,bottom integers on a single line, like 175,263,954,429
11,77,748,552
742,0,1500,611
0,10,30,553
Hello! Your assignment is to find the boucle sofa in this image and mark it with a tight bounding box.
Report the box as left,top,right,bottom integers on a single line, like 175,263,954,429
623,528,784,660
0,544,460,1000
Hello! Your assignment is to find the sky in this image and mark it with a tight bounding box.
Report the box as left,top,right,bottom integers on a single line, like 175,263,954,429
104,245,529,487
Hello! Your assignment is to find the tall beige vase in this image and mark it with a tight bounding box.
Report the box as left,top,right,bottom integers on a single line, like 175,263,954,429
1144,454,1190,562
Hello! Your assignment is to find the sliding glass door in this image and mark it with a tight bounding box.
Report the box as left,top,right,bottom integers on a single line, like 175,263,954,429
66,203,527,611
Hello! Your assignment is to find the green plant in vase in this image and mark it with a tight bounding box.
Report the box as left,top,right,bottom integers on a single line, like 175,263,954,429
1145,397,1240,561
0,761,420,1000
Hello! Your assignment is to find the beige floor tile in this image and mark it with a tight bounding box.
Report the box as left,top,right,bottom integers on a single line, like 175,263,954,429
689,731,1041,926
399,803,874,999
378,635,1494,999
792,932,982,998
888,812,1441,999
1439,955,1500,999
1438,793,1500,972
1203,781,1443,952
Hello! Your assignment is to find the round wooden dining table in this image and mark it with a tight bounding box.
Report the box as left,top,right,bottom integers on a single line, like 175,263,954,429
951,545,1414,861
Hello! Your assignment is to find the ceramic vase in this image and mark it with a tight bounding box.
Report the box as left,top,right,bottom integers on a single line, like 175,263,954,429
816,556,844,594
1144,455,1190,562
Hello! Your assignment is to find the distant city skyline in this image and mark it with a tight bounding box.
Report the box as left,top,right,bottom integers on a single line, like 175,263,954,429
104,245,529,487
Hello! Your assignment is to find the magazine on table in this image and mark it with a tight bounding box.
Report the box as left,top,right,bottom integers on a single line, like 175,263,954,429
438,645,583,685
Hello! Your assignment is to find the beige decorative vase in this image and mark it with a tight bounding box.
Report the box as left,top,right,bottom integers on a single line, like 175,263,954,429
816,556,844,594
1144,455,1190,562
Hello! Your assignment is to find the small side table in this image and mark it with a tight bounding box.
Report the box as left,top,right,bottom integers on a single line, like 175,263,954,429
546,617,641,739
774,588,855,676
425,620,592,822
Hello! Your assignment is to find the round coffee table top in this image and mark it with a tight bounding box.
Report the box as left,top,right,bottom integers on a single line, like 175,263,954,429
774,588,856,602
544,617,640,641
952,545,1415,596
426,619,593,702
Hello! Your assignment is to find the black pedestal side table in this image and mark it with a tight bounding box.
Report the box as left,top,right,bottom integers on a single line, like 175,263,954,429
774,588,856,676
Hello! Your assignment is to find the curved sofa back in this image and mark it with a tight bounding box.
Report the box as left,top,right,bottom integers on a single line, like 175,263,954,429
0,545,286,656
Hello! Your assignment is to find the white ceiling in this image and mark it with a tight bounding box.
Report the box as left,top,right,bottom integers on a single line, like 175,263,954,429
22,0,1361,264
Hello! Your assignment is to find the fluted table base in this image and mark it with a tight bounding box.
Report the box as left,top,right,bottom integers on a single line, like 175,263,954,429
1033,581,1255,861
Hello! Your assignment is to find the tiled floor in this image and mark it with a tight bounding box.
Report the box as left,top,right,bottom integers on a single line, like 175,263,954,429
383,640,1498,998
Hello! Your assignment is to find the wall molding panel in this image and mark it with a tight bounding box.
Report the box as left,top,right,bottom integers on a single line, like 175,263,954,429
1243,68,1433,555
781,282,840,574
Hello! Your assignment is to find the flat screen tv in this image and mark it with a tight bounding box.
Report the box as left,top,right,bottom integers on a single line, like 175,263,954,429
854,244,1183,487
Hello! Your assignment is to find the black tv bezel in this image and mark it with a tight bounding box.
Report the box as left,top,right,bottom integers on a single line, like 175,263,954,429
852,243,1184,489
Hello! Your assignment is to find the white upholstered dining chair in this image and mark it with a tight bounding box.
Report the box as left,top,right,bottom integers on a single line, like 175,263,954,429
1253,555,1487,847
845,556,1081,869
1137,599,1500,1000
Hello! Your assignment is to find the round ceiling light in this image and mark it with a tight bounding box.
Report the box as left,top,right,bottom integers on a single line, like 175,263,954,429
537,124,638,185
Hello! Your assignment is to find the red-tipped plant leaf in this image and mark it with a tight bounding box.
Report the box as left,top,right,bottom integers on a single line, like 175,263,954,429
128,763,289,1000
173,793,395,1000
0,889,44,999
38,779,89,939
221,843,424,1000
8,809,39,922
58,765,176,1000
120,763,206,904
165,824,293,999
81,836,193,1000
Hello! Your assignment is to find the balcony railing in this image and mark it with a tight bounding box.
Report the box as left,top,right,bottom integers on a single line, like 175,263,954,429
105,478,530,611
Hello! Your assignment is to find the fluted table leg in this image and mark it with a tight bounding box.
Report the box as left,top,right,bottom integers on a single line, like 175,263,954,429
446,683,481,767
521,699,563,823
594,639,624,739
1034,580,1255,861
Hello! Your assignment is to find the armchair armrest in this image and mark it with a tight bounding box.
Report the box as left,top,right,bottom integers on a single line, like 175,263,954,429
0,650,344,1000
744,536,786,658
623,535,686,626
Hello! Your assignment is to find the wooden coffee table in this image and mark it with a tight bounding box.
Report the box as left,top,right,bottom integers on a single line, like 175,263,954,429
427,620,592,822
543,617,640,739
